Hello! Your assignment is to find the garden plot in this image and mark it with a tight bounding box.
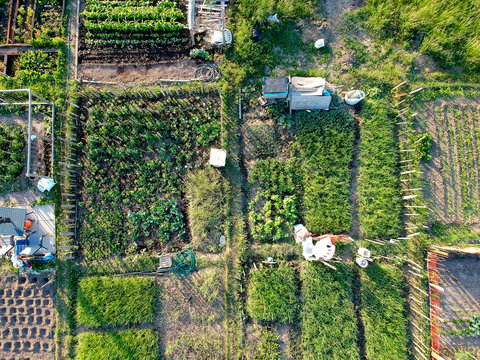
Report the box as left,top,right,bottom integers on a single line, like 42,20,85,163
0,272,55,360
78,0,190,63
433,252,480,359
78,85,221,259
240,92,355,244
414,97,480,226
157,265,226,359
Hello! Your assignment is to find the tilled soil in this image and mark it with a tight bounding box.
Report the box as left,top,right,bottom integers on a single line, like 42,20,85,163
0,272,55,360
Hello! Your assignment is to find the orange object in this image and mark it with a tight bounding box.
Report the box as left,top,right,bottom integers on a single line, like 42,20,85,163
24,219,33,228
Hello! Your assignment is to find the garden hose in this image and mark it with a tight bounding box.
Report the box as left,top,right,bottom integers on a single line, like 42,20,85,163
171,248,196,278
195,64,222,82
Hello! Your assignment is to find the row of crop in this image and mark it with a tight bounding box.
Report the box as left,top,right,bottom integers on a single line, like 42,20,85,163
245,262,410,359
301,262,360,360
85,37,187,47
85,30,183,39
84,19,183,32
358,99,402,239
77,276,159,327
0,124,26,189
83,6,184,22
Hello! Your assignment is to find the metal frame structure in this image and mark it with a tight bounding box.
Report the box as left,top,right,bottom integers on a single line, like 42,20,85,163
187,0,228,44
0,89,55,179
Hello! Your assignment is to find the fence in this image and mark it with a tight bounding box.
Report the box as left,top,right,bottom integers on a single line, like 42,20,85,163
391,81,431,360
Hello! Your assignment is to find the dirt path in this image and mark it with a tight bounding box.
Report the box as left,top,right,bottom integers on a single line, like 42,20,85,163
349,114,361,238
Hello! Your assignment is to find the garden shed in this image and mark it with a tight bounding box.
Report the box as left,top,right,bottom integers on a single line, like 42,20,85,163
262,77,289,101
288,77,332,112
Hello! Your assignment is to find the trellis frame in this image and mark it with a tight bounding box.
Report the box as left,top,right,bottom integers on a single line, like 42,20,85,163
0,88,55,179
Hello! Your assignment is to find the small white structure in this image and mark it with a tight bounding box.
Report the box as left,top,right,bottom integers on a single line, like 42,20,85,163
314,39,325,49
302,236,336,261
356,247,372,268
208,29,232,45
289,77,332,112
294,224,336,261
345,90,365,105
209,148,227,167
37,178,56,193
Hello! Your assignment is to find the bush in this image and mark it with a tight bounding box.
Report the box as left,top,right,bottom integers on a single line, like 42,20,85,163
246,265,298,323
358,99,402,238
301,262,360,360
76,329,159,360
415,132,432,161
360,263,409,360
185,167,226,250
77,276,159,327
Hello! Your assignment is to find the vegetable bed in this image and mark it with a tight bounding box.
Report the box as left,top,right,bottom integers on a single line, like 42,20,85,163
76,329,160,360
358,99,402,239
80,0,190,63
77,276,159,327
296,109,354,234
360,263,409,360
0,123,26,191
79,85,220,259
301,262,360,360
246,265,298,323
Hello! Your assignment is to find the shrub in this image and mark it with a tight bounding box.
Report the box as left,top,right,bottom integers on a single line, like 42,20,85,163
76,329,159,360
185,167,226,250
415,132,432,161
246,265,298,323
301,262,360,360
360,263,409,360
77,276,159,327
358,99,402,238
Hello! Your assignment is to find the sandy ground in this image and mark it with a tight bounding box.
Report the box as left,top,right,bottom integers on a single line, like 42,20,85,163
0,271,55,360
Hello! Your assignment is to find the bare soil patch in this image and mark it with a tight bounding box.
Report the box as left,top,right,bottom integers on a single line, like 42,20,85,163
0,271,55,360
77,59,200,82
414,97,480,226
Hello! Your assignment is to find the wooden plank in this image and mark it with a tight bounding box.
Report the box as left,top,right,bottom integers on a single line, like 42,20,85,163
60,232,75,236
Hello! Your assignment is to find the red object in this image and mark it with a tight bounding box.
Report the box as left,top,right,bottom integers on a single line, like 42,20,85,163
24,219,33,228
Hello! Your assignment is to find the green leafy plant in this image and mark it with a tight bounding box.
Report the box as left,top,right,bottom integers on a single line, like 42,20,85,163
128,198,185,245
0,124,26,190
415,132,433,161
253,330,280,360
